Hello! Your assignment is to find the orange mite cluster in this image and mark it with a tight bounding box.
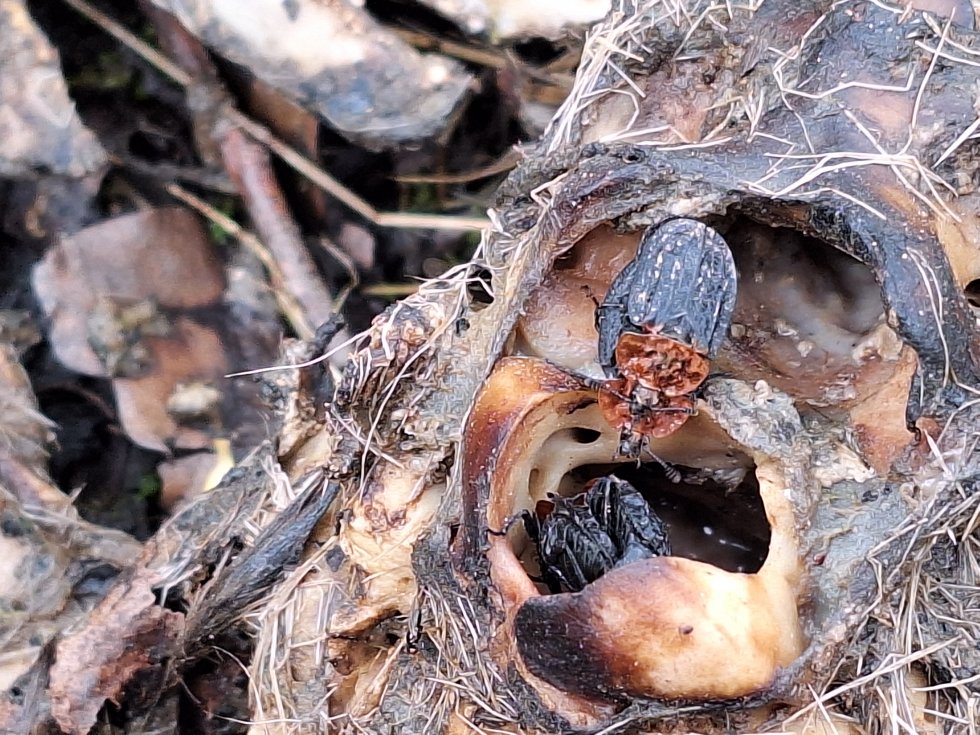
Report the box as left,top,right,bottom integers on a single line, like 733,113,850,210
597,331,710,439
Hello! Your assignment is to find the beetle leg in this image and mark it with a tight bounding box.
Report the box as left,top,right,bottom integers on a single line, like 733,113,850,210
537,359,631,401
563,546,593,592
639,448,681,483
580,282,601,311
548,524,592,592
540,569,565,595
404,601,424,653
488,510,529,537
550,567,577,594
617,430,644,459
536,540,569,594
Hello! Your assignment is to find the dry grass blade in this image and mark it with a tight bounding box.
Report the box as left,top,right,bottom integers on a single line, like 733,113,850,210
394,150,522,185
166,183,316,338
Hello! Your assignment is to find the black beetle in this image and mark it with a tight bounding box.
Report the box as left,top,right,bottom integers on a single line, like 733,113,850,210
523,475,671,593
596,218,738,372
593,219,738,453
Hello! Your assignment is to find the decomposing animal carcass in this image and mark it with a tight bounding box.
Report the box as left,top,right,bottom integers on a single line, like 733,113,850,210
249,1,980,733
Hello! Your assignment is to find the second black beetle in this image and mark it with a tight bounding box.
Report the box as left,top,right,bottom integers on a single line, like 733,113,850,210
524,475,671,593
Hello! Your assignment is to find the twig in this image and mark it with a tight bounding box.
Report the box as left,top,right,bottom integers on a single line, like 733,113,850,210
60,0,490,232
317,237,359,310
360,283,421,298
109,154,237,194
140,10,342,343
393,149,521,185
228,113,484,230
165,183,314,339
218,128,336,338
393,28,509,69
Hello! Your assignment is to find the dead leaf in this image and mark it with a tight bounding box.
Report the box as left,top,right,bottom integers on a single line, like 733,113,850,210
32,208,238,452
158,449,224,509
49,570,184,735
0,342,55,473
113,317,229,452
32,208,224,377
146,0,471,148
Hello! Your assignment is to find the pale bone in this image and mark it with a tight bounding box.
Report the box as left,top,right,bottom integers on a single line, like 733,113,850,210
469,357,804,705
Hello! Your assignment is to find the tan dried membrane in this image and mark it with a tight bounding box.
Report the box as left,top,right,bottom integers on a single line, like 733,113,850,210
248,0,980,733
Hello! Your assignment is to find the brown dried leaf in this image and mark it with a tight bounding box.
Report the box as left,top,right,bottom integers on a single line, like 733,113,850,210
113,317,229,452
49,570,183,735
31,208,237,451
158,449,225,510
32,208,224,377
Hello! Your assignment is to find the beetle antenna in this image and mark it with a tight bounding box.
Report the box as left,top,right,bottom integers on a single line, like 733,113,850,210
538,358,637,402
579,282,602,310
640,445,682,483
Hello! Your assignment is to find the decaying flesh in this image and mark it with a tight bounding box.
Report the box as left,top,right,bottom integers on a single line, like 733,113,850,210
250,1,980,734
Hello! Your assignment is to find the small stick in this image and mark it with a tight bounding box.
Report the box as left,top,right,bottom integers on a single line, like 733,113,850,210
360,282,421,298
61,0,491,232
218,128,337,338
165,183,314,339
138,9,337,343
394,149,521,185
393,28,509,69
